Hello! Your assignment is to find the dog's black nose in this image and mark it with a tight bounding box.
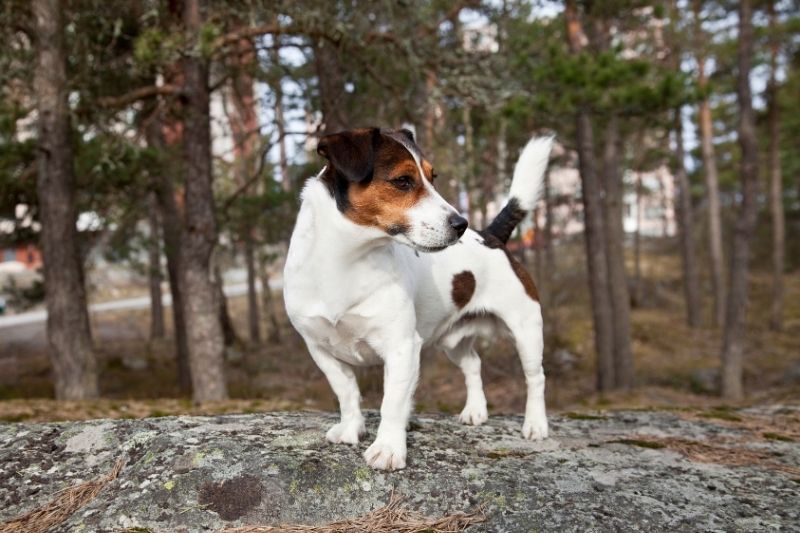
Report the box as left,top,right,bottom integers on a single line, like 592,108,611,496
448,214,468,237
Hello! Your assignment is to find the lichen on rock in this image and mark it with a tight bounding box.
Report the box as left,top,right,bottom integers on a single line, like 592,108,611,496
0,407,798,532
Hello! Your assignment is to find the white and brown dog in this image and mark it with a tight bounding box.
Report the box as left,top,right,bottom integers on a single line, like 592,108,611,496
284,127,553,470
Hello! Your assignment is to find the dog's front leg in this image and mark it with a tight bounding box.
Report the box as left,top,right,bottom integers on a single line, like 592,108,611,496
306,343,366,445
363,333,422,471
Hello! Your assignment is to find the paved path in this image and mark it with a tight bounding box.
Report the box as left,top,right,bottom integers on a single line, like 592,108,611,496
0,280,283,330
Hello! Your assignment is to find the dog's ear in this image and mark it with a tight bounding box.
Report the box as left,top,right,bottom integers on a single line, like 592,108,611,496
317,128,382,183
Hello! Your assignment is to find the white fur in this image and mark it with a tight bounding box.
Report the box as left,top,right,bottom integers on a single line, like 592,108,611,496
284,137,553,471
508,135,554,211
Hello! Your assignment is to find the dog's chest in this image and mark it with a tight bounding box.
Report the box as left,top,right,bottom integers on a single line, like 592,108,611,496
303,314,383,366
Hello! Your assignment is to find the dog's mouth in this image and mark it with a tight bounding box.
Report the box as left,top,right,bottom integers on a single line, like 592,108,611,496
410,242,450,253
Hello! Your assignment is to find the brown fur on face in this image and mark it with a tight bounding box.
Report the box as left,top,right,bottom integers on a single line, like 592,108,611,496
318,128,436,234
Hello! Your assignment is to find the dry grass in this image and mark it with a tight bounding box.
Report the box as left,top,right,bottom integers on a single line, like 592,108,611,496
611,435,800,477
0,459,124,533
219,492,485,533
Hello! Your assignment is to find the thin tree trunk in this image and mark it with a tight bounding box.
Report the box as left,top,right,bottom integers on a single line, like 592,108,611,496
33,0,98,400
565,0,615,391
767,0,784,331
673,107,702,328
147,192,165,340
602,115,634,389
462,106,477,223
314,37,346,134
269,37,291,193
543,167,554,276
227,31,261,345
694,0,726,328
244,234,261,343
145,112,192,394
633,171,643,306
721,0,760,401
215,265,238,348
576,111,615,392
181,0,228,402
258,255,281,344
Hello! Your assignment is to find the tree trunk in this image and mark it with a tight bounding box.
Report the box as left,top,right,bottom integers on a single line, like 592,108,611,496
33,0,98,400
565,0,615,391
258,255,281,344
602,116,634,389
694,0,726,328
227,32,261,345
244,235,261,343
721,0,760,401
145,103,192,394
767,0,784,332
215,265,238,348
577,111,615,392
181,0,228,403
672,108,702,328
543,167,555,277
314,38,347,134
268,35,291,193
147,192,165,340
633,172,643,307
462,106,477,223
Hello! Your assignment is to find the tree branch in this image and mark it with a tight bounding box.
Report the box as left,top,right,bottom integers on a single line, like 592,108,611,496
96,84,179,109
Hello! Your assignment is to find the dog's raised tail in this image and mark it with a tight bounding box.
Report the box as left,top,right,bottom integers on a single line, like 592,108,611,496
485,135,554,244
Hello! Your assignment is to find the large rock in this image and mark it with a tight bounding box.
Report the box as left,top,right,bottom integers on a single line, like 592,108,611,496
1,407,798,532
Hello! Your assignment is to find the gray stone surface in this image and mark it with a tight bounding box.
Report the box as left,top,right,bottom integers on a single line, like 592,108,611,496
1,407,799,532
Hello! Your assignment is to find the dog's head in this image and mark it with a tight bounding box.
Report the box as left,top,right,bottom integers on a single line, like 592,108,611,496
317,127,467,252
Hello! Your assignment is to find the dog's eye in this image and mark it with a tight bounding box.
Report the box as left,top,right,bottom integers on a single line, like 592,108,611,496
431,169,438,180
391,176,414,191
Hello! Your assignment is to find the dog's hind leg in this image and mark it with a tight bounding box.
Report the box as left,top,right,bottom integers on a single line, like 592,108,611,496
444,337,488,426
307,344,366,445
497,301,549,440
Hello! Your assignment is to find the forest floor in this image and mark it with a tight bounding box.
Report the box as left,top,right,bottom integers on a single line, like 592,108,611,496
0,239,798,423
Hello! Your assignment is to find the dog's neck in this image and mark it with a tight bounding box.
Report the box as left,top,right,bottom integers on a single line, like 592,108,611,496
300,176,392,259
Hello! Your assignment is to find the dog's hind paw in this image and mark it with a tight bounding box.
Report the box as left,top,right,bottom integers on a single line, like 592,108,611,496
326,418,366,445
522,416,549,441
364,437,407,471
458,402,488,426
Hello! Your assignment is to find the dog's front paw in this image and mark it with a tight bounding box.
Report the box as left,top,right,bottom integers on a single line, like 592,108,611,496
326,417,366,445
364,435,407,471
458,402,488,426
522,416,549,441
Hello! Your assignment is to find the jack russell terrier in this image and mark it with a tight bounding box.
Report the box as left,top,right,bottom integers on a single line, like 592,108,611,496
284,127,553,470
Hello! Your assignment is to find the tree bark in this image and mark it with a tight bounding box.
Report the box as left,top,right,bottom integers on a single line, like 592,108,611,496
227,32,262,345
672,107,702,328
314,37,347,134
244,234,261,343
33,0,98,400
215,265,238,348
181,0,228,402
767,0,784,332
145,103,192,394
147,192,165,340
576,111,615,392
721,0,760,401
602,116,634,389
258,254,281,344
694,0,726,328
565,0,615,391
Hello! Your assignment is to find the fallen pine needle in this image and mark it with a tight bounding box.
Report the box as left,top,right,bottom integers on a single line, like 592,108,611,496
0,458,124,533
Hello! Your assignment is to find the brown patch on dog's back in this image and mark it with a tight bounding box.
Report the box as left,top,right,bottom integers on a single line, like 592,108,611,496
451,271,476,308
478,231,540,302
